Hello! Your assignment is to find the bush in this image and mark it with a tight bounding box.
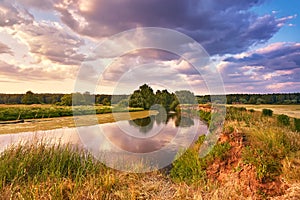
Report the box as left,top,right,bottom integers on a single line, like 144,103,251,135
170,148,207,184
242,146,282,182
277,114,290,126
238,107,247,111
294,118,300,132
262,109,273,116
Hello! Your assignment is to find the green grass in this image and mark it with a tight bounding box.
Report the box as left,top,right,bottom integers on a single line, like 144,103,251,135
225,106,300,183
0,142,200,199
0,143,106,199
170,135,231,184
0,105,144,121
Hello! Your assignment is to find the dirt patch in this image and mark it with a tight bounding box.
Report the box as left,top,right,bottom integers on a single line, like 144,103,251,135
206,130,288,198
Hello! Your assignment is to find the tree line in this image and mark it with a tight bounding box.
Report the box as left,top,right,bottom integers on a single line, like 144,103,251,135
0,91,128,106
0,90,299,105
198,93,300,104
128,84,197,111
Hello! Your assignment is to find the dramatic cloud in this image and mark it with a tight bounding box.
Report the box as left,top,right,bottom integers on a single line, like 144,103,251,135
49,0,293,55
15,21,86,65
0,0,299,93
221,42,300,93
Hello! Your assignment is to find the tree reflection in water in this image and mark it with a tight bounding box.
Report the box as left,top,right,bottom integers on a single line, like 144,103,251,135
128,112,195,134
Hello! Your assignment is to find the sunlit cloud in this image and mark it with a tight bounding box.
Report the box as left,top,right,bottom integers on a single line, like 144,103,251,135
0,0,299,94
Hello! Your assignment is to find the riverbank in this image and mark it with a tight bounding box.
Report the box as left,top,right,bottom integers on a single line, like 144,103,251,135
0,110,155,134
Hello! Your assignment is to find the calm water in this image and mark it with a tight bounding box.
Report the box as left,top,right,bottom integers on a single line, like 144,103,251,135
0,112,208,172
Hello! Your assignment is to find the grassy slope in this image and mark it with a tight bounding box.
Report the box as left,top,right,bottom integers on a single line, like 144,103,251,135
0,106,300,199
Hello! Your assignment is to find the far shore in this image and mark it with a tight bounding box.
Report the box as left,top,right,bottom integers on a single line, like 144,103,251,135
0,110,156,134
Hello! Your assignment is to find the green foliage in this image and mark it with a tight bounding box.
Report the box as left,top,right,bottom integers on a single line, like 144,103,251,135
206,142,231,162
199,110,211,124
224,93,300,105
21,91,40,105
101,97,111,106
226,106,252,122
262,109,273,116
294,118,300,132
170,148,207,184
155,89,177,111
60,94,72,106
169,99,179,111
129,84,155,110
129,84,180,112
175,90,196,104
277,114,290,126
0,143,104,189
242,147,282,182
116,98,129,108
170,135,231,184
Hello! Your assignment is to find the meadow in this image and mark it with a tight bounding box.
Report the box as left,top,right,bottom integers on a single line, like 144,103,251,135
0,104,144,122
0,105,299,199
231,104,300,118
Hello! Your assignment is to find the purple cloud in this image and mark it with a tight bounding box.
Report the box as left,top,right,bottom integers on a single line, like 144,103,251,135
221,42,300,93
225,43,300,71
0,0,33,26
49,0,292,56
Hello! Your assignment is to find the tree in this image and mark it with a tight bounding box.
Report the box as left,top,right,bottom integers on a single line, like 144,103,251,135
129,84,155,110
155,89,176,111
175,90,196,104
21,91,39,104
102,97,111,106
60,94,72,106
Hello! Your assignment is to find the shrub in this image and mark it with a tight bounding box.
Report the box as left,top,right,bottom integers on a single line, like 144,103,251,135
238,107,247,112
242,146,282,182
262,109,273,116
294,118,300,132
170,148,207,184
171,135,231,184
199,110,211,124
277,114,290,126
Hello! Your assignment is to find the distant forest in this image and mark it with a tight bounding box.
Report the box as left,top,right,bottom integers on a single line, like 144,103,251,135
0,91,299,105
0,91,128,105
197,93,300,105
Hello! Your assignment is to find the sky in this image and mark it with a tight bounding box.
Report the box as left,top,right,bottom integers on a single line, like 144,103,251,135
0,0,299,95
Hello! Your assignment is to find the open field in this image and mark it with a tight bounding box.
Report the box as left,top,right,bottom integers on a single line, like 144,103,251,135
229,104,300,118
0,110,155,134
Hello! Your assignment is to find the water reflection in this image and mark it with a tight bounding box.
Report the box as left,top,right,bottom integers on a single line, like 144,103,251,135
97,112,205,154
0,111,208,172
128,112,196,134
